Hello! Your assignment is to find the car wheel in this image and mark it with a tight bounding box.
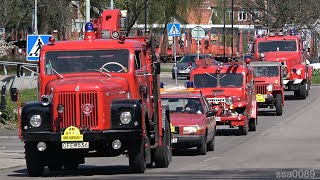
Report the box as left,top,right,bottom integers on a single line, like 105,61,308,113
197,134,207,155
207,135,215,151
25,142,44,177
299,82,307,100
249,118,256,131
275,94,283,116
239,112,249,135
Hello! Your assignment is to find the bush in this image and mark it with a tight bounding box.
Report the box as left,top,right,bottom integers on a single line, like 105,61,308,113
0,95,17,124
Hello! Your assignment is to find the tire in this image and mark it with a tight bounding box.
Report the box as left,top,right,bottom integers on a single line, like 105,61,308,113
249,118,256,131
64,161,79,170
275,94,283,116
154,118,171,168
239,112,249,135
48,162,62,171
129,140,146,173
25,142,44,177
197,135,207,155
294,90,300,97
299,82,307,99
207,135,215,151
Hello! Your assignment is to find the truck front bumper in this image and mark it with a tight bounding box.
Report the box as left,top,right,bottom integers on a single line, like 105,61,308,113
22,129,142,142
215,115,245,126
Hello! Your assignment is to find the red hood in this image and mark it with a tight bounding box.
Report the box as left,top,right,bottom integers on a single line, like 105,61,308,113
170,113,205,126
46,76,129,92
254,77,279,85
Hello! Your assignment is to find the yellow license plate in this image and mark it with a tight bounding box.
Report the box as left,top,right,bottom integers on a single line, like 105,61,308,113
170,123,175,133
61,126,83,142
256,94,265,102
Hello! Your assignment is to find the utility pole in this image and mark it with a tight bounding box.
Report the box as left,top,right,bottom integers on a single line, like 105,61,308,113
144,0,147,33
85,0,90,23
223,0,226,62
231,0,234,59
34,0,38,34
110,0,114,9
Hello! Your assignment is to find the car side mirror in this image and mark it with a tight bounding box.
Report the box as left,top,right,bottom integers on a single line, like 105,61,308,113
206,111,216,117
153,62,161,75
10,88,19,102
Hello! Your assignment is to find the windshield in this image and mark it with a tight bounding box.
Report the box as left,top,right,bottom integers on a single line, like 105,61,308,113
258,40,297,53
253,66,279,77
194,73,243,88
45,50,129,74
179,55,210,63
161,98,203,114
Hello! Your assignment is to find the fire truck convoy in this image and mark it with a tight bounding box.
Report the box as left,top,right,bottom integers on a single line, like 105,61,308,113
189,59,258,135
252,30,313,99
11,9,172,176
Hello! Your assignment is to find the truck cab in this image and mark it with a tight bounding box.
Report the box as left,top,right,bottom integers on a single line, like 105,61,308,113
250,61,284,116
14,9,172,177
252,31,312,99
188,60,258,135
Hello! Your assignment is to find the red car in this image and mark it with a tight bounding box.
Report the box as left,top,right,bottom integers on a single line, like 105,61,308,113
161,93,216,155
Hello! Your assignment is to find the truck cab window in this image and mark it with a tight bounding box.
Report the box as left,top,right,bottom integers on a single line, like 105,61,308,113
134,51,141,70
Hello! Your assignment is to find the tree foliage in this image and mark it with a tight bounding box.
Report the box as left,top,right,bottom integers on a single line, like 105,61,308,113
238,0,320,31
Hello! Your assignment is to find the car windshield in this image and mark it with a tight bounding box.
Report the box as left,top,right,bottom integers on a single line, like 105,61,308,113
258,40,297,53
253,66,279,77
179,55,208,63
161,98,203,114
45,50,129,74
194,73,243,88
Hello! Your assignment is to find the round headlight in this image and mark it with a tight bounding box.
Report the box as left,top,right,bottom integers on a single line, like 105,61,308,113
30,114,42,127
120,111,132,124
225,97,233,105
57,105,64,114
267,84,273,92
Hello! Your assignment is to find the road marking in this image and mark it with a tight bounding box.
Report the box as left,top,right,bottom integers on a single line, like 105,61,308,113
203,157,220,162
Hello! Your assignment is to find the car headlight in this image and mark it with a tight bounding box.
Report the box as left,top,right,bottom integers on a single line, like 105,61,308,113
266,84,273,92
296,69,302,75
30,114,42,127
120,111,132,124
182,126,198,134
225,97,233,105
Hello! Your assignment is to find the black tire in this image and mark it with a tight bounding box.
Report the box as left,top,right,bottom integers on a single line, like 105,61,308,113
48,162,62,171
129,140,146,173
275,94,283,116
239,112,249,135
207,135,215,151
294,90,300,97
299,82,307,99
25,142,44,177
154,119,171,168
64,161,79,170
249,118,256,131
197,135,207,155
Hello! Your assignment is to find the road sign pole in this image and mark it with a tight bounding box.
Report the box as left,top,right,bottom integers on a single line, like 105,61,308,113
197,28,200,60
174,36,178,86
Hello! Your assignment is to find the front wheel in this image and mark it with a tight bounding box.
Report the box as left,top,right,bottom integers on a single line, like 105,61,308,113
239,114,249,135
275,94,283,116
197,135,207,155
25,142,44,177
299,82,307,99
154,118,171,168
207,135,215,151
249,118,256,131
129,140,146,173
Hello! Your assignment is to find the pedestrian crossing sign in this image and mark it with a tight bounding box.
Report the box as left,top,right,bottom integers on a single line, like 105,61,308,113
27,35,51,61
167,23,181,36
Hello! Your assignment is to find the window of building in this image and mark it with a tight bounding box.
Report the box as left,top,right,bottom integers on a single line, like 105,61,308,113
238,11,247,21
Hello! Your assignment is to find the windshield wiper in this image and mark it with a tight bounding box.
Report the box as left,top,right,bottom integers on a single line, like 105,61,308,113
86,69,111,78
48,59,63,79
205,72,218,79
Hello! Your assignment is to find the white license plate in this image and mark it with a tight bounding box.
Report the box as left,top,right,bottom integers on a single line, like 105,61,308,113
62,142,89,149
171,138,178,143
215,117,221,121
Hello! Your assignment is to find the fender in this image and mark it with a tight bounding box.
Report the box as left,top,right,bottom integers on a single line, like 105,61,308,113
21,102,52,133
291,64,307,80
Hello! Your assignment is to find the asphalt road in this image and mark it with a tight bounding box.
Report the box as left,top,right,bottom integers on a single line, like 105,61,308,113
0,76,320,179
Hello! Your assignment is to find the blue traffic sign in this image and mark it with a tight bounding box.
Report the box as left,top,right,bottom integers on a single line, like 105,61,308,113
167,23,181,36
27,35,51,61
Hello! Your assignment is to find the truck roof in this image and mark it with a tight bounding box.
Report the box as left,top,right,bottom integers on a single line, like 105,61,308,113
255,35,301,41
250,61,281,67
42,38,145,51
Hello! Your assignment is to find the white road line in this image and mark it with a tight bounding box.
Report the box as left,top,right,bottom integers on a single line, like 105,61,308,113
203,157,220,162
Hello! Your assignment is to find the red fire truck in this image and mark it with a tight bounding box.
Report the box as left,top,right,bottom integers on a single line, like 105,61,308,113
11,9,172,176
189,60,258,135
252,30,312,99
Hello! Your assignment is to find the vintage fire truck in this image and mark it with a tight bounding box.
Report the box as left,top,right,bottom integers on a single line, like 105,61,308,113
250,61,284,116
11,9,172,176
188,60,258,135
252,30,312,99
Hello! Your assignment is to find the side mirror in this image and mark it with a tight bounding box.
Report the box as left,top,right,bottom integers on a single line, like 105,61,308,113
10,88,19,102
206,111,216,117
153,62,161,75
16,64,23,77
